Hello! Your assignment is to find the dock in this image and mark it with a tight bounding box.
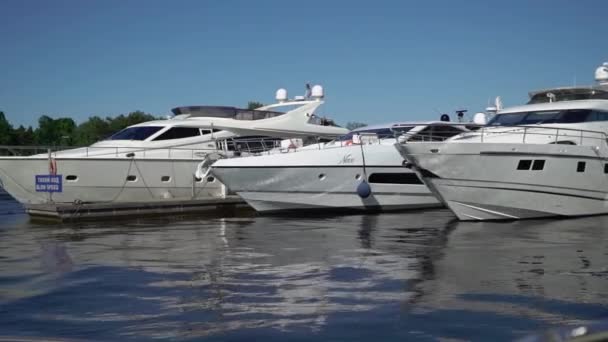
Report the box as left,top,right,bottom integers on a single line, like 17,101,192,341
25,196,250,221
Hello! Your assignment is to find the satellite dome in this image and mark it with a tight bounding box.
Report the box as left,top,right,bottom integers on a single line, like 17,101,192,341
276,88,288,102
473,112,487,125
311,85,324,99
595,62,608,85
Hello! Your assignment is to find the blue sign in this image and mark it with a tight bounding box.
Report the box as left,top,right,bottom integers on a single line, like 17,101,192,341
35,175,63,193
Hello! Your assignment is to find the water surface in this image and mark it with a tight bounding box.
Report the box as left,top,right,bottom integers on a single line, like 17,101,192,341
0,192,607,341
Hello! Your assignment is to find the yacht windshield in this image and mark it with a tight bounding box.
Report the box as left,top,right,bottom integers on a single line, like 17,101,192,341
336,127,411,141
488,109,608,126
107,126,164,141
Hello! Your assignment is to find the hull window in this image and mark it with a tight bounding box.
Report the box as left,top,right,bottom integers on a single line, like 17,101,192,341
368,173,423,184
161,176,171,182
127,175,137,182
532,160,545,171
517,160,532,170
66,175,78,182
577,161,586,173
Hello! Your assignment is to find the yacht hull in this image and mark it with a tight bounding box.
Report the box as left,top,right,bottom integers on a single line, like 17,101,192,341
0,157,224,204
211,144,441,213
396,142,608,221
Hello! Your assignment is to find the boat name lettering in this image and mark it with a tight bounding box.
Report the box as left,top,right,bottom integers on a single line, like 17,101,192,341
339,154,355,164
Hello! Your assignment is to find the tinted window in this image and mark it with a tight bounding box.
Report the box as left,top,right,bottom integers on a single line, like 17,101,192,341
408,125,465,142
517,160,532,170
153,127,201,141
488,109,603,126
368,173,423,184
200,129,222,135
108,126,164,141
338,127,405,141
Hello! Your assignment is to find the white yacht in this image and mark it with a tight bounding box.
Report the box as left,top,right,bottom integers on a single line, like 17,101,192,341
0,86,348,205
211,121,473,213
395,62,608,221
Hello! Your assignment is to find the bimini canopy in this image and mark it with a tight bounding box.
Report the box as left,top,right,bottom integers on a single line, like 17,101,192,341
171,106,285,120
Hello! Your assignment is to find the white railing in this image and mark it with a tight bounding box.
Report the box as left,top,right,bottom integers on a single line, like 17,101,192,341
0,137,285,159
469,125,608,146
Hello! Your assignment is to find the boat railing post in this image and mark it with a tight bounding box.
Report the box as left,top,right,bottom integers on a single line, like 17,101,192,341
580,130,584,145
555,128,559,144
522,127,527,144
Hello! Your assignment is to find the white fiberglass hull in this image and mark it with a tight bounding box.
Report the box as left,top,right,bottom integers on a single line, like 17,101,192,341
0,157,223,205
397,142,608,221
212,143,441,213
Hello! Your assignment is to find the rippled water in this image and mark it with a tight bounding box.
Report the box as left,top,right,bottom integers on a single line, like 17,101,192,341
1,191,608,341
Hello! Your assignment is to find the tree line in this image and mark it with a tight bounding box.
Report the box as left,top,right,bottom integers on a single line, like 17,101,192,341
0,110,158,147
0,106,367,148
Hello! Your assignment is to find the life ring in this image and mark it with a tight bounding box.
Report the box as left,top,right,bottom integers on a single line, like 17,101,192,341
345,140,353,146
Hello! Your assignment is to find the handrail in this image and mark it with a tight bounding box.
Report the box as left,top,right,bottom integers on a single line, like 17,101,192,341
449,125,608,147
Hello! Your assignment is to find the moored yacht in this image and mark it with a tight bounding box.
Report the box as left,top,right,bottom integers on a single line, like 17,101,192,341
211,120,474,213
396,62,608,221
0,86,348,205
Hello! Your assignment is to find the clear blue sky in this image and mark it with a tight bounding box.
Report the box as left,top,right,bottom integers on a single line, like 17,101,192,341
1,0,607,127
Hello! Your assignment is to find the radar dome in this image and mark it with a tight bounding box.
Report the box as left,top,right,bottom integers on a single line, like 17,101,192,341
595,62,608,85
311,85,324,99
276,88,288,102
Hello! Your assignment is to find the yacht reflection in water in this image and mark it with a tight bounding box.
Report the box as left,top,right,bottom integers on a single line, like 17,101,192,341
2,210,608,340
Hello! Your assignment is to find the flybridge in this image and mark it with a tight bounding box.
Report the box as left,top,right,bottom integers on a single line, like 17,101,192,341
527,62,608,104
171,106,285,120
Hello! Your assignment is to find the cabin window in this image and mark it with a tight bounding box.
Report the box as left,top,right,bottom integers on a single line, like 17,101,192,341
517,160,532,170
161,176,171,182
153,127,202,141
127,175,137,182
200,128,222,135
368,173,423,184
605,164,608,174
577,161,586,173
532,160,545,171
107,126,163,141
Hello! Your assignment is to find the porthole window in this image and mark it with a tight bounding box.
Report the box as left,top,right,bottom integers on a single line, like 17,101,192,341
355,174,361,180
318,173,326,180
66,175,78,182
206,176,215,183
195,176,203,183
161,176,171,182
127,175,137,182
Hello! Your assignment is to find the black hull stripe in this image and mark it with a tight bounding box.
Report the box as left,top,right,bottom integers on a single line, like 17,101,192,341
438,177,607,194
445,184,607,201
214,165,406,169
480,151,607,160
241,190,432,196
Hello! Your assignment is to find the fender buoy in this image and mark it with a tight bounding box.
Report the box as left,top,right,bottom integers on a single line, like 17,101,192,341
356,180,371,198
49,159,57,175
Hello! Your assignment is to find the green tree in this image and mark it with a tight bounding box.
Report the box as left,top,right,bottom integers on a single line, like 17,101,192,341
0,111,14,145
247,101,265,110
35,115,76,145
12,125,36,145
346,121,367,131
